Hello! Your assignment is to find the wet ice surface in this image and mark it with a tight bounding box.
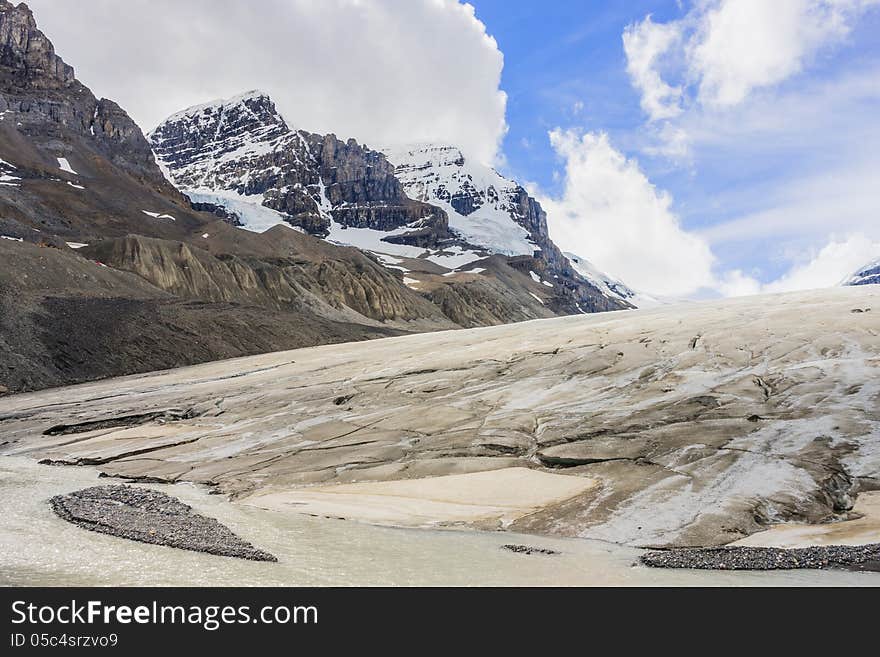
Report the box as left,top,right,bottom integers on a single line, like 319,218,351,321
2,457,878,587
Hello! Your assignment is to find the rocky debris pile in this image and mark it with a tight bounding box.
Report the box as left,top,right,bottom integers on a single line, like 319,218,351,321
501,544,560,556
641,544,880,571
50,485,277,562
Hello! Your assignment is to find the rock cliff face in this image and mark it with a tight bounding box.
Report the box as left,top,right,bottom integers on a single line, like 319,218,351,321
0,2,175,190
0,1,73,89
149,91,446,237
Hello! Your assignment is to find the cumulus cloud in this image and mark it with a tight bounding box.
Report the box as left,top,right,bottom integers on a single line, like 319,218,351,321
624,0,879,117
540,129,716,297
690,0,875,107
27,0,507,164
622,15,683,121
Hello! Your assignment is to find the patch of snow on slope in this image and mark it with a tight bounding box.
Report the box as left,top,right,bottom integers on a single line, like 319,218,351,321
185,190,290,233
57,157,77,175
565,252,660,309
142,210,176,221
1,235,23,242
326,221,483,269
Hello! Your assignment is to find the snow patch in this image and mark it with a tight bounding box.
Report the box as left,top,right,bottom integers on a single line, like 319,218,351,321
141,210,177,222
186,190,289,233
57,157,77,175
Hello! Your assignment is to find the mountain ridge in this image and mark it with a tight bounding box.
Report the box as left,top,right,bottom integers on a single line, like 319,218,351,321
150,91,634,319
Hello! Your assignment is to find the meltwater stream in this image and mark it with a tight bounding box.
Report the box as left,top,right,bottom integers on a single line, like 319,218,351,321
2,456,878,587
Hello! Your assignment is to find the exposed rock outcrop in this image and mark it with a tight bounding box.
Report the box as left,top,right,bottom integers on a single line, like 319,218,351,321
82,233,453,325
0,1,74,89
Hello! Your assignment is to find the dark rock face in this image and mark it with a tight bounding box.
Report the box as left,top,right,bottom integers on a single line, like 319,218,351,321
190,201,243,226
149,92,447,237
0,3,171,189
0,1,74,89
51,485,277,561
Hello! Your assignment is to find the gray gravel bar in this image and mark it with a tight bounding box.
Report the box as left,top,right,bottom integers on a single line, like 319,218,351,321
641,544,880,571
50,485,277,562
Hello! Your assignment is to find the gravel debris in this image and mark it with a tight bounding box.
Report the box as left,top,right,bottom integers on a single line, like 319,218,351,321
641,543,880,571
50,485,277,562
502,544,560,556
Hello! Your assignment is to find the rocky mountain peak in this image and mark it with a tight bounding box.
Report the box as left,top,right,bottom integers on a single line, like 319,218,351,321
0,1,75,89
159,89,287,135
150,91,445,237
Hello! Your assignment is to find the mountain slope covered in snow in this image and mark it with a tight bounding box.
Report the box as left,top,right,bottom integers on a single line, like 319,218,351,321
843,258,880,287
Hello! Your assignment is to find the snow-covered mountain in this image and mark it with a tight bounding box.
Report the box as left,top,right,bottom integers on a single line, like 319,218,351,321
563,252,659,308
383,144,539,257
843,258,880,287
149,90,443,238
150,92,635,317
382,144,641,311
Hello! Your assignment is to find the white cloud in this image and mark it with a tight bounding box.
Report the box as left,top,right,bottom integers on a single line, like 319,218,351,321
622,16,683,121
764,234,880,292
717,270,763,297
540,129,716,297
625,0,879,116
27,0,507,164
692,0,850,107
616,1,880,299
718,234,880,296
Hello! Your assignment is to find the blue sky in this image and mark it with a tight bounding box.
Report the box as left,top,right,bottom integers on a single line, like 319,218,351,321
470,0,680,192
470,0,880,296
